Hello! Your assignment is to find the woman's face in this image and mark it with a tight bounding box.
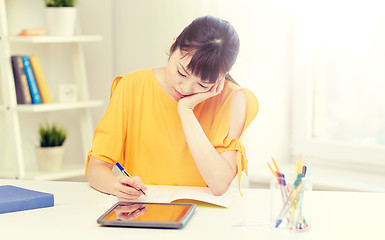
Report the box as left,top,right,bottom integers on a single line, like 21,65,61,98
166,49,215,101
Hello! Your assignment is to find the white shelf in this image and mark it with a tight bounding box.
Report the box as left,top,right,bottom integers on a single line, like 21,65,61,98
0,169,17,179
25,164,86,181
8,35,102,43
15,100,103,112
0,1,102,181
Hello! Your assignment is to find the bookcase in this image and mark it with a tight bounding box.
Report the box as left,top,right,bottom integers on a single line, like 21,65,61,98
0,0,103,180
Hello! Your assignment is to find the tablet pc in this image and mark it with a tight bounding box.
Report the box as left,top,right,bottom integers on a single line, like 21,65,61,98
97,202,196,229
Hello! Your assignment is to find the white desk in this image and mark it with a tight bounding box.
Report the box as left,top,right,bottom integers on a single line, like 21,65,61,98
0,179,383,240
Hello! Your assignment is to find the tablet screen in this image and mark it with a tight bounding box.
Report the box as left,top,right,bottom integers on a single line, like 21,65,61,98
97,202,196,229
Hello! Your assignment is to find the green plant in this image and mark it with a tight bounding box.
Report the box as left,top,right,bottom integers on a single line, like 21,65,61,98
44,0,75,7
38,123,67,147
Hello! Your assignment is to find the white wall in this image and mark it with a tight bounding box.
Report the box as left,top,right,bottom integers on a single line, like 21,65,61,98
112,0,293,178
77,0,114,124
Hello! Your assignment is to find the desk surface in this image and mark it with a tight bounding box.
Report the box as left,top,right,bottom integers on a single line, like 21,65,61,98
0,179,384,240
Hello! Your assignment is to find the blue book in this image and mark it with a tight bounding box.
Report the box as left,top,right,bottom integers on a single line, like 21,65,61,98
22,56,42,104
0,185,54,214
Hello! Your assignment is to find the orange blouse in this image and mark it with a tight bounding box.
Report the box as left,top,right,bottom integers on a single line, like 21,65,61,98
86,69,258,193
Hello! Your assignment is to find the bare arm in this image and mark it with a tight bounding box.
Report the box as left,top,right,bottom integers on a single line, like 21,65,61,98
178,81,247,195
86,156,147,200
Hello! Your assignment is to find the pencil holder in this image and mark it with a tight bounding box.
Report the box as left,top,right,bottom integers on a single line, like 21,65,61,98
270,174,312,231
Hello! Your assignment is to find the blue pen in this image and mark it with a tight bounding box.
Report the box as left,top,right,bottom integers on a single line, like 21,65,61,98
297,162,311,228
115,162,146,196
280,173,289,199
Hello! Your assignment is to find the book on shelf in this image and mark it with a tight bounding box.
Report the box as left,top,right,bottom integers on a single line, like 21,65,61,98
30,55,52,103
17,28,45,36
22,56,42,104
11,56,32,104
0,185,54,214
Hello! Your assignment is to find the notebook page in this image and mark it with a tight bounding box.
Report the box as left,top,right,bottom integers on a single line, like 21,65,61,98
169,188,234,208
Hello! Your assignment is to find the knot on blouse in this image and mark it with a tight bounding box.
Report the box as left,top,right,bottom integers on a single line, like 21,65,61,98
215,137,249,196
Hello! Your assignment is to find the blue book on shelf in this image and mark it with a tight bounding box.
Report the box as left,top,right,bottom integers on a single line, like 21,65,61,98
22,56,42,104
0,185,54,214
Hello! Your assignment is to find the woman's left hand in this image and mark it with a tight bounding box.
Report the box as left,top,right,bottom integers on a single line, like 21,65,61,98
178,79,225,112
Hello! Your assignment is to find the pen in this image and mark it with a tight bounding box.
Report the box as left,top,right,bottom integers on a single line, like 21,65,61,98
298,162,311,229
115,162,146,196
267,162,276,176
289,204,296,230
297,157,303,176
305,162,312,177
294,173,303,188
302,165,307,177
296,185,306,229
280,173,289,198
275,171,286,203
271,157,281,172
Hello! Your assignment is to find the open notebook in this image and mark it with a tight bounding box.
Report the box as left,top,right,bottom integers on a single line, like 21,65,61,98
110,164,234,207
101,187,234,208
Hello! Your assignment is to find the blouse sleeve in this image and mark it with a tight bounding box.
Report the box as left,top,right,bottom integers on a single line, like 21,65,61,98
85,76,128,177
211,88,259,195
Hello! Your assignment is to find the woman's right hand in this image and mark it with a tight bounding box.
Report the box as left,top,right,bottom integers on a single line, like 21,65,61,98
86,156,147,200
113,175,147,201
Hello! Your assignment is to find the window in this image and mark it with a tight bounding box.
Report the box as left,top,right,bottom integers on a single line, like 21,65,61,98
291,1,385,168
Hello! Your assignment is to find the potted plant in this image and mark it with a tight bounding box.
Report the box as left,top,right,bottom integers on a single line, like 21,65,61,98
44,0,77,36
35,123,67,172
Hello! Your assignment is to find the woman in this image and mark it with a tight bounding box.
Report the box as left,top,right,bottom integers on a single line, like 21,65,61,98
86,16,258,200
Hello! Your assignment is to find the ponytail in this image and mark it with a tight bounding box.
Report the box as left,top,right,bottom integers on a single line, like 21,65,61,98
225,73,239,86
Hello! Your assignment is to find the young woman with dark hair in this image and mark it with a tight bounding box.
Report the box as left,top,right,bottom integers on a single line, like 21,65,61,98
86,16,259,200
